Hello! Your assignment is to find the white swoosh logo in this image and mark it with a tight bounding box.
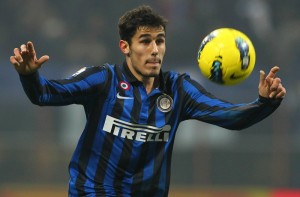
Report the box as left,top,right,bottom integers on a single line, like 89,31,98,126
117,92,134,100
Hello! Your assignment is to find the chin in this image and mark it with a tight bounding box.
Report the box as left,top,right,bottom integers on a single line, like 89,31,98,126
149,69,160,77
144,71,160,78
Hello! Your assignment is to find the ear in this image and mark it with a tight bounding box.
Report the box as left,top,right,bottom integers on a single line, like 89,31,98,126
119,40,130,55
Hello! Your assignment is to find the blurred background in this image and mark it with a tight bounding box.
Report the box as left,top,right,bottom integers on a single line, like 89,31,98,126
0,0,299,196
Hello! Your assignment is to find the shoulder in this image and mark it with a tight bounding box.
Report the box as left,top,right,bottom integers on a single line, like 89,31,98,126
71,64,104,76
163,70,193,83
71,63,117,77
162,70,197,94
59,64,115,87
163,69,210,95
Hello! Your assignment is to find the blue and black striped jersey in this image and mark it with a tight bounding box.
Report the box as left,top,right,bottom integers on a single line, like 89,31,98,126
20,63,281,197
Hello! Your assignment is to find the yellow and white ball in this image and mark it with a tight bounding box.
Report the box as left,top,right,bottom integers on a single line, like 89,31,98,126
197,28,256,85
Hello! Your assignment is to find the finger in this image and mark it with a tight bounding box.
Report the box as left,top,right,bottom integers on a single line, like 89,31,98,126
27,41,36,58
270,78,281,91
270,90,279,99
27,41,34,52
13,48,23,63
270,88,284,99
266,66,280,80
36,55,50,66
265,66,279,86
259,70,266,87
275,87,286,99
10,56,20,67
270,83,285,98
20,44,27,54
13,47,21,56
27,41,38,62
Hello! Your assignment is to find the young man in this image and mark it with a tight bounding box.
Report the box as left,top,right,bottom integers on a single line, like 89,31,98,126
10,5,286,197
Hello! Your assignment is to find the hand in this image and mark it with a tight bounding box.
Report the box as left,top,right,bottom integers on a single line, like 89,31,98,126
259,66,286,99
10,41,49,75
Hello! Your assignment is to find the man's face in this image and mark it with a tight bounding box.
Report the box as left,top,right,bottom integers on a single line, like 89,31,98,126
120,26,166,81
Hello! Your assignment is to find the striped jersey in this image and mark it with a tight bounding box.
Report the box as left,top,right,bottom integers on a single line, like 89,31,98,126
19,62,281,197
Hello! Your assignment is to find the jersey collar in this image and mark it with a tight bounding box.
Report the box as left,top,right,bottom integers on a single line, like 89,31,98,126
122,61,167,92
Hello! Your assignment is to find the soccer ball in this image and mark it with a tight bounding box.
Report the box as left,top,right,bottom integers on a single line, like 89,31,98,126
197,28,256,85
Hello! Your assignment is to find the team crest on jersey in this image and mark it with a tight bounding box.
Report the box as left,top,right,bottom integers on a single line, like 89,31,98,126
119,81,130,90
157,94,173,113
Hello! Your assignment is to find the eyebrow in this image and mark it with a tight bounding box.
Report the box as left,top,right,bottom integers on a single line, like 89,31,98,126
138,33,166,39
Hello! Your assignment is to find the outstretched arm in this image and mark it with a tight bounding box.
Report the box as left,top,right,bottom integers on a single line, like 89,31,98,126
9,41,49,75
259,66,286,99
180,68,286,130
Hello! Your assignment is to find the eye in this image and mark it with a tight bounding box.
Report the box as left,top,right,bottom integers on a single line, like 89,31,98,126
140,39,151,44
156,38,165,45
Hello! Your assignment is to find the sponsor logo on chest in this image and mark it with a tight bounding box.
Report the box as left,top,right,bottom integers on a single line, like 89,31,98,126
103,115,171,142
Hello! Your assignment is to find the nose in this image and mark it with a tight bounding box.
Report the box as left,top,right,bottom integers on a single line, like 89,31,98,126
151,41,159,55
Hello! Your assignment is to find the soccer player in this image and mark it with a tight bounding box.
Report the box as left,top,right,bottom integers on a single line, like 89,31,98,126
10,5,286,197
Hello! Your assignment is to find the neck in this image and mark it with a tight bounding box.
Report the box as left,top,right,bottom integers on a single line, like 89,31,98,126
142,77,158,94
125,60,159,94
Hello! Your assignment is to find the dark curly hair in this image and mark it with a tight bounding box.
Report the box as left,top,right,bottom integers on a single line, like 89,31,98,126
118,5,168,44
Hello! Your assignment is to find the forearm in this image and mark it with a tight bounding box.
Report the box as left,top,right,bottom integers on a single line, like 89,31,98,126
204,96,282,130
19,72,45,105
19,72,83,106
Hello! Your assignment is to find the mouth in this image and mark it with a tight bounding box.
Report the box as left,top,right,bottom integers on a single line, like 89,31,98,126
146,59,161,65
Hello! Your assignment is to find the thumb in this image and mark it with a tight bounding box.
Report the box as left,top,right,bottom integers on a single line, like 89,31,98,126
259,70,265,87
35,55,50,67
